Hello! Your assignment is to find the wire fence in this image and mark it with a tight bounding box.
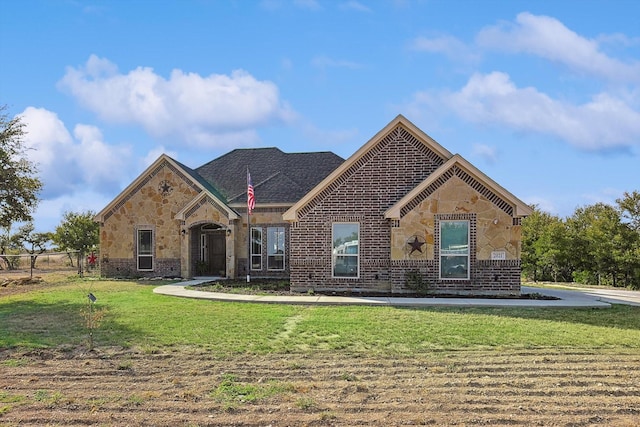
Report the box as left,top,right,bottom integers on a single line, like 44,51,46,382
0,250,101,277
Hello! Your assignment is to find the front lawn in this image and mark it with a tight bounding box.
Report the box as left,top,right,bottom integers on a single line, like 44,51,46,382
1,276,639,354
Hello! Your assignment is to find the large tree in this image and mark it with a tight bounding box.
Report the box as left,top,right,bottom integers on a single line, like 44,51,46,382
0,105,42,229
617,190,640,232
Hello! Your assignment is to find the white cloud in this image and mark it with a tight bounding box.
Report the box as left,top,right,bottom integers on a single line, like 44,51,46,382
33,190,113,233
73,124,131,189
409,35,480,64
410,71,640,151
472,143,498,164
477,12,640,83
20,107,133,198
57,55,296,148
141,146,179,169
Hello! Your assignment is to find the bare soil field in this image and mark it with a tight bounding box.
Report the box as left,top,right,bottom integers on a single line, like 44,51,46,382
1,346,639,426
2,274,639,426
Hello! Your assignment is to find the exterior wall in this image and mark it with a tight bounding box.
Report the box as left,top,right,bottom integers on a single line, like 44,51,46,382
100,161,200,278
289,128,524,295
390,175,522,294
236,207,291,280
290,127,446,293
179,197,237,278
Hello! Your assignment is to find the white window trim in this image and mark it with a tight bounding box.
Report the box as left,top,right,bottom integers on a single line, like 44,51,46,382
137,228,154,271
439,220,470,280
267,227,286,271
332,222,359,279
250,227,262,271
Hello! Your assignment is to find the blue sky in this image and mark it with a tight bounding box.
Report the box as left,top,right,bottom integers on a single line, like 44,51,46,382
1,0,639,233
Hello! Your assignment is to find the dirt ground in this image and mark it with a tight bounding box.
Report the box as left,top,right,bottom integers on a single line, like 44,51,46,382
2,273,640,426
1,347,639,426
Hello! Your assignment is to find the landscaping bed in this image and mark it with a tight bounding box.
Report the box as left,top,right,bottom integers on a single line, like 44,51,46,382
190,279,559,299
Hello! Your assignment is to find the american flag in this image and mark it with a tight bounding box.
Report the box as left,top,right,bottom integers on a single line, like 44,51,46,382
247,170,255,214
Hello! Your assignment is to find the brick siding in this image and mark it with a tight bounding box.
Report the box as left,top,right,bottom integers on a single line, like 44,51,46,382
289,126,523,295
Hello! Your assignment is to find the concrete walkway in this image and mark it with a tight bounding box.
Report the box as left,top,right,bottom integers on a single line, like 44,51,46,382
151,279,637,308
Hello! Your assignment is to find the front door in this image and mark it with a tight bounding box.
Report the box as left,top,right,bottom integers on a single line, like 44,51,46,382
207,232,226,276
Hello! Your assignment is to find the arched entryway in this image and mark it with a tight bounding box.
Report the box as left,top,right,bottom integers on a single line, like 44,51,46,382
193,223,228,277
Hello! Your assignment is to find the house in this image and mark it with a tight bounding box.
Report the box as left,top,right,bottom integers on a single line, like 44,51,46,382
95,115,532,295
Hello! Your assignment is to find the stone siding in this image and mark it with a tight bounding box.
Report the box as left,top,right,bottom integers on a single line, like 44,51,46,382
99,160,200,278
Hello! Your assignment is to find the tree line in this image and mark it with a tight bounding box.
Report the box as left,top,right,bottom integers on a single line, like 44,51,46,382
522,191,640,289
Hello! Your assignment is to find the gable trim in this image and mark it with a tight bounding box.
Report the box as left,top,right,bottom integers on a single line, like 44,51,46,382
283,114,453,221
385,154,534,220
95,154,207,223
175,192,239,221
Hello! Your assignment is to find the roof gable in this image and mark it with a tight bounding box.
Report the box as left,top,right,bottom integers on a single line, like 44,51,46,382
175,192,239,221
94,154,223,223
283,114,453,221
385,154,534,219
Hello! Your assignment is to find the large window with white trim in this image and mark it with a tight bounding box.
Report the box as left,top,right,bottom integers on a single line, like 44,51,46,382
137,229,153,271
267,227,285,270
332,223,359,278
439,220,469,279
251,227,262,270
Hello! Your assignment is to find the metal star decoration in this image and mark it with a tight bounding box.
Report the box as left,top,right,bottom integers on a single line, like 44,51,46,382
408,236,425,254
159,180,173,195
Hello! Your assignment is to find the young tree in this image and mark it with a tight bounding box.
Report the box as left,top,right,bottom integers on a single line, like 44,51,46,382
52,211,99,276
0,105,42,229
15,222,52,276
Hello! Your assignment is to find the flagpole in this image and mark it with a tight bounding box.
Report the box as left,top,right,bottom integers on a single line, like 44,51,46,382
246,166,251,284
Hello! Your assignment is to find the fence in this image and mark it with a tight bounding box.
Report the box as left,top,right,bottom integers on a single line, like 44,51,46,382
0,250,101,277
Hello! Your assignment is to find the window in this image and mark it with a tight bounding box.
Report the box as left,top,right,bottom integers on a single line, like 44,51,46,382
267,227,285,270
251,227,262,270
332,223,359,278
439,220,469,279
137,229,153,271
200,233,208,262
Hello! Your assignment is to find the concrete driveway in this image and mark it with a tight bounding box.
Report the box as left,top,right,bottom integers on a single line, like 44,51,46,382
524,285,640,307
155,280,640,308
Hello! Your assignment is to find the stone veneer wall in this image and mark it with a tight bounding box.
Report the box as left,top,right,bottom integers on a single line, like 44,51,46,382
99,160,200,278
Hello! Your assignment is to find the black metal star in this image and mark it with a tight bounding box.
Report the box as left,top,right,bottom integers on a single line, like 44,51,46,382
408,236,425,254
159,180,172,194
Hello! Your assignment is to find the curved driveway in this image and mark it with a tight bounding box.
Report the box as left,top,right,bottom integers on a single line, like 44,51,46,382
154,280,640,308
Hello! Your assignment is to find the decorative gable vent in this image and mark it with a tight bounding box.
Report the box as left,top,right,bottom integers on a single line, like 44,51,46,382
400,165,514,218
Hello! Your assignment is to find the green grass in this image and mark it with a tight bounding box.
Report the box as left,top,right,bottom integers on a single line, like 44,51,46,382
1,277,640,355
211,373,295,410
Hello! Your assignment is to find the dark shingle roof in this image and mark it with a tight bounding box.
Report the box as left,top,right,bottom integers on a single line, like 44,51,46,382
195,148,344,204
172,157,228,202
